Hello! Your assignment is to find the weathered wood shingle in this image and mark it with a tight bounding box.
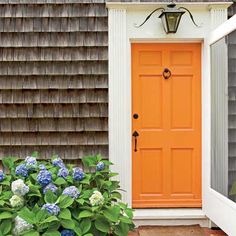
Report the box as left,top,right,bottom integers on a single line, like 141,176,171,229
0,1,108,159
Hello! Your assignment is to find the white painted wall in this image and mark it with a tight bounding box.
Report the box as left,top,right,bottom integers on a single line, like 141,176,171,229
126,7,210,39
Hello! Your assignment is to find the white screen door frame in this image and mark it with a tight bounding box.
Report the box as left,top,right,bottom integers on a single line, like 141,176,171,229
203,14,236,236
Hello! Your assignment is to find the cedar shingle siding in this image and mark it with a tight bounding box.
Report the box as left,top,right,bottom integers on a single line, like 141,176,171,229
0,0,108,160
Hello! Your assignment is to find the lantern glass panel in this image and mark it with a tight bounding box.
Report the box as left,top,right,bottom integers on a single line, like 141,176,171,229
160,14,168,33
166,12,182,33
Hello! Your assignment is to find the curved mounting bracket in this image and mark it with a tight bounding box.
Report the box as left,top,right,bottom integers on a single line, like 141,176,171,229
134,4,201,29
134,7,165,28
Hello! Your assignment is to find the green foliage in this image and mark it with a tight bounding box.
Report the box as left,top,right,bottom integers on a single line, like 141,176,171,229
0,154,134,235
2,157,18,173
230,181,236,195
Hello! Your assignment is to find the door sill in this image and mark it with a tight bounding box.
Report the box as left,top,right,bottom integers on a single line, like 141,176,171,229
133,208,209,227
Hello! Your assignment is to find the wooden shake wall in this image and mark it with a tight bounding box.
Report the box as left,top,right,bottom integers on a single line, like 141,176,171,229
0,0,108,160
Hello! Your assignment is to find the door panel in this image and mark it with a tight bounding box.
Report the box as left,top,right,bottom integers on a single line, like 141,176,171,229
140,76,163,128
171,148,193,194
170,75,193,129
140,149,163,194
132,43,201,208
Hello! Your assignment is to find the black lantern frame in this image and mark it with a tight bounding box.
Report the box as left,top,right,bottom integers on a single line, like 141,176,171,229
135,3,200,34
159,7,185,33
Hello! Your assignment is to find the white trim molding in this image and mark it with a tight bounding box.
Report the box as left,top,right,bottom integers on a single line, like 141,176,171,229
108,8,132,205
108,1,231,224
134,209,209,227
106,2,232,10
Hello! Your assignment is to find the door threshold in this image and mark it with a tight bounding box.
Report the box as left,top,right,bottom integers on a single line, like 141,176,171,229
133,208,210,227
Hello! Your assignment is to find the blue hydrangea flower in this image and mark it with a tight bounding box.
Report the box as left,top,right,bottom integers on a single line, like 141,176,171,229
58,167,69,179
62,186,80,199
52,157,64,168
43,183,58,194
25,156,37,169
0,170,5,182
42,203,60,215
96,162,105,171
72,167,85,181
39,164,46,170
61,229,75,236
37,170,52,186
15,164,28,177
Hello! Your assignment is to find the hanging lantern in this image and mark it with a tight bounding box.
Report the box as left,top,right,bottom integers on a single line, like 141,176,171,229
135,2,200,34
159,4,185,33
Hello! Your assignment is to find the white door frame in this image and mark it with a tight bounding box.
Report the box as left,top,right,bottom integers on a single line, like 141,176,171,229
202,14,236,236
107,1,231,222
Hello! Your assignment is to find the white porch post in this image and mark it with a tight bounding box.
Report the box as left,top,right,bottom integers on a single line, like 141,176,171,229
108,8,132,206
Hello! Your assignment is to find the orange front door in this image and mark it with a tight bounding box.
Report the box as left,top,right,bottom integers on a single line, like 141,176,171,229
132,43,201,208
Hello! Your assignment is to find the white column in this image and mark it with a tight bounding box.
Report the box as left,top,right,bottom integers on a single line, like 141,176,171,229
108,8,132,206
210,6,228,30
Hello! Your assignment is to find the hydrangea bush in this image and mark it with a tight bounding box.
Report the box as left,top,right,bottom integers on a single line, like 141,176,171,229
0,153,134,236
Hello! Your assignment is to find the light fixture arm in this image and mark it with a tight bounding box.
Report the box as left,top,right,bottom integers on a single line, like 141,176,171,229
178,7,200,27
134,8,165,28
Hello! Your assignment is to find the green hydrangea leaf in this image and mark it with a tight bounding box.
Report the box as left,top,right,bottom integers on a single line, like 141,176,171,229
94,215,110,233
58,208,71,220
0,219,12,235
80,218,91,234
41,216,59,224
72,221,82,236
44,190,57,204
47,221,60,231
18,207,36,224
111,192,122,200
82,156,97,168
124,208,134,219
79,175,90,185
80,190,93,199
0,212,13,220
61,219,75,230
114,222,130,236
58,195,74,208
30,173,38,181
119,216,133,224
103,206,120,223
35,209,48,223
78,210,94,219
2,191,12,200
23,231,39,236
42,231,60,236
76,198,85,205
0,200,5,206
54,177,67,186
108,173,119,178
0,176,11,186
2,157,18,171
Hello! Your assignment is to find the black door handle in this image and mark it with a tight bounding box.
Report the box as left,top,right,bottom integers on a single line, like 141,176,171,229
132,131,139,152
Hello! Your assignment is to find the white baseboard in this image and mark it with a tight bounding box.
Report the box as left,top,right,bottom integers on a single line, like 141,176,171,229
133,209,210,227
